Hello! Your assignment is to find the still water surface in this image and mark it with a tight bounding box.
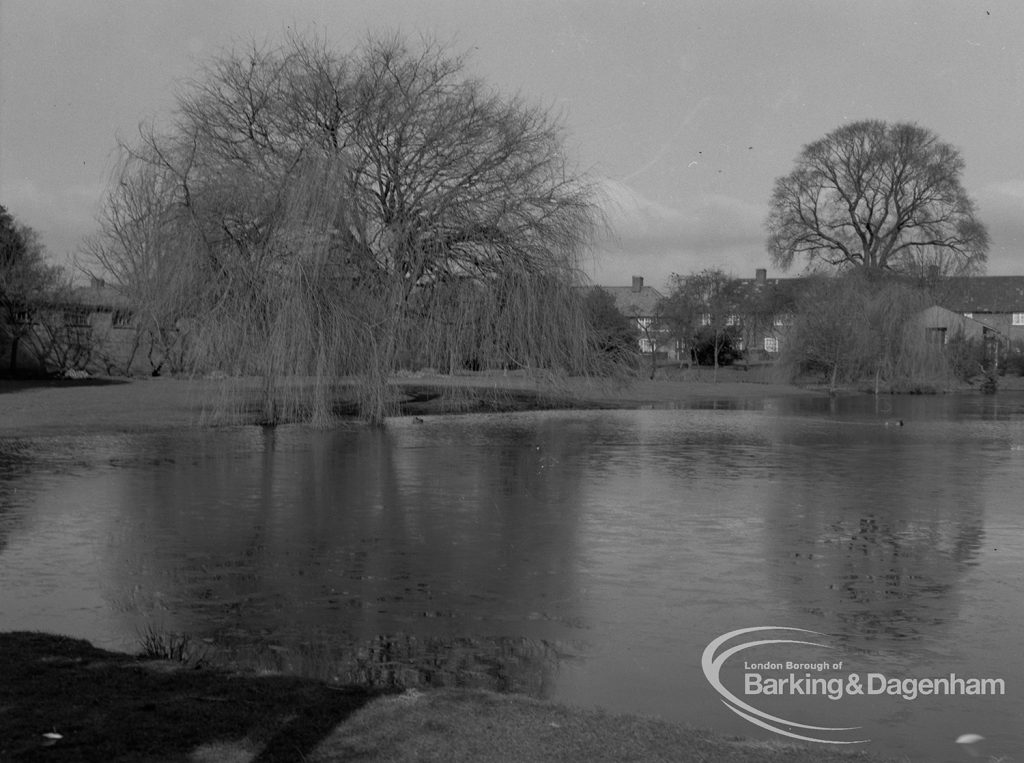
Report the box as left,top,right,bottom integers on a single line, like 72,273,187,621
2,394,1024,761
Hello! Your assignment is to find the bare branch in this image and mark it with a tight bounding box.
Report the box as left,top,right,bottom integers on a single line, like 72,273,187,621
766,120,988,276
86,33,610,424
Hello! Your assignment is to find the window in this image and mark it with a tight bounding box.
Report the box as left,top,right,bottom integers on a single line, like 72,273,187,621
112,310,134,329
13,309,32,325
63,308,91,327
763,337,779,353
725,314,739,326
926,327,947,346
699,312,711,326
773,314,788,327
1013,313,1024,326
963,312,973,319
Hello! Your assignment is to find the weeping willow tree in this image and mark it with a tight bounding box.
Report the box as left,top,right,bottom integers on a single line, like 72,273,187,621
88,33,612,424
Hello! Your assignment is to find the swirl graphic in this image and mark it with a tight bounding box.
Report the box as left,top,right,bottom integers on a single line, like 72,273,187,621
701,626,869,744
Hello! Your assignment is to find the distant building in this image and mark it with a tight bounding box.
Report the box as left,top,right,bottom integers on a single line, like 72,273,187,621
729,268,801,358
927,276,1024,343
593,276,665,353
1,277,143,376
917,305,991,346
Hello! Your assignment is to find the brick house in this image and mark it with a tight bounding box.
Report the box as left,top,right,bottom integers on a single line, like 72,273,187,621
926,276,1024,344
2,277,143,375
729,269,800,358
732,272,1024,360
597,276,666,354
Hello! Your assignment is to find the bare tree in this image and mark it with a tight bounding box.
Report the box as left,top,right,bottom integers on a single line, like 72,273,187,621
657,285,698,372
21,289,96,374
767,120,988,277
88,34,607,424
781,273,936,393
730,279,793,369
84,149,201,376
662,268,739,381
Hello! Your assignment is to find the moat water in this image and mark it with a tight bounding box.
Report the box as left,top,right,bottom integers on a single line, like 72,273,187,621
2,393,1023,761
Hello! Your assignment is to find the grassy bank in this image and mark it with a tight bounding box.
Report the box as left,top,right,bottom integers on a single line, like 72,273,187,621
0,369,821,437
1,631,897,763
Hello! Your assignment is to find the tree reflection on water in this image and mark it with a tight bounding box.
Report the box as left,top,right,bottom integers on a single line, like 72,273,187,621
762,415,989,643
203,632,580,697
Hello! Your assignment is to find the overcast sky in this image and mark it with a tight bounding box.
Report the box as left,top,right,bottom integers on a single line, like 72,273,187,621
3,0,1024,292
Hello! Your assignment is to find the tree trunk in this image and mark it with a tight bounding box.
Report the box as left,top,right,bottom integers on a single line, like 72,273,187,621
8,334,19,373
261,372,278,424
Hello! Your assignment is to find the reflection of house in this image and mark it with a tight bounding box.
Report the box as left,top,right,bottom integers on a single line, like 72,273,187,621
597,276,665,353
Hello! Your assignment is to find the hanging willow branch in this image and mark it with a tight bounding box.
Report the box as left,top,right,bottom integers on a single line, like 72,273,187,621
88,33,618,425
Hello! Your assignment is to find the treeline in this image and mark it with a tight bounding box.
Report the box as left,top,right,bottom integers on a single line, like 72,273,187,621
644,267,1005,393
7,84,1010,407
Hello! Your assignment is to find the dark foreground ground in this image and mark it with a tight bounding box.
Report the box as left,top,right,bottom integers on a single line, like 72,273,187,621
1,632,900,763
0,631,387,762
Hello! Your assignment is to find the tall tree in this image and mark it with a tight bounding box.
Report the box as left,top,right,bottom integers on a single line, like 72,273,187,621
88,34,607,424
767,120,988,277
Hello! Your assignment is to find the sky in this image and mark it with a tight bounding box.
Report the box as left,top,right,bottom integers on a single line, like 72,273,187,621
3,0,1024,293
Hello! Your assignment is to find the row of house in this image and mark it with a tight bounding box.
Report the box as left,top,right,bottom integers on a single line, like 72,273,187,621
599,271,1024,361
6,271,1024,376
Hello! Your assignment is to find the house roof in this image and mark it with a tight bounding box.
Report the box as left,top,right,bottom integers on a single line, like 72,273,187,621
589,272,1024,319
732,276,803,305
597,285,664,317
932,276,1024,313
918,304,1003,339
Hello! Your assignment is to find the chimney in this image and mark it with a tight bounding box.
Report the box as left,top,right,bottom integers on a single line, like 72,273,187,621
632,275,643,292
755,268,767,282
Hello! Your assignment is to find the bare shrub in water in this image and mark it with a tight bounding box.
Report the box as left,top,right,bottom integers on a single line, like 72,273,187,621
87,33,614,424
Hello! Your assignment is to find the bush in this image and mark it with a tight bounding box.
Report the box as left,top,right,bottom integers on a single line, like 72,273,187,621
137,624,207,666
583,287,638,357
1003,339,1024,377
944,333,987,381
691,325,741,366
